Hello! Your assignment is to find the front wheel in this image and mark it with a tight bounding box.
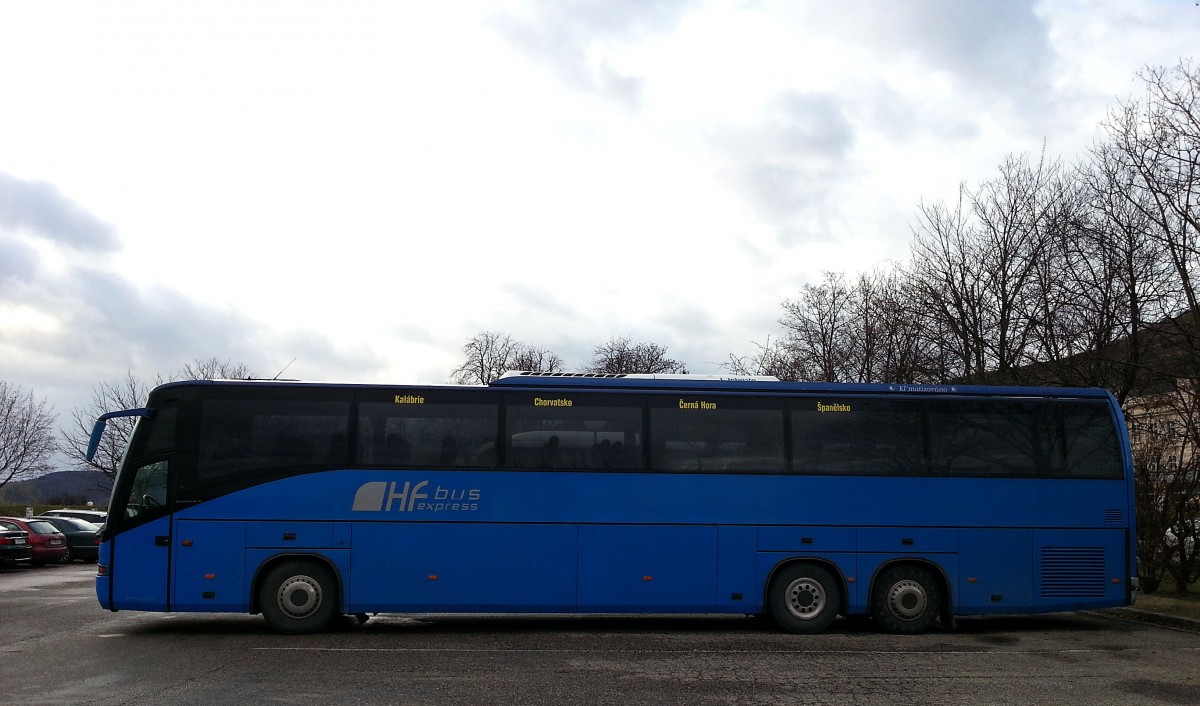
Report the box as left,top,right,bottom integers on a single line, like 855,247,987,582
871,565,942,634
258,560,340,635
767,563,842,634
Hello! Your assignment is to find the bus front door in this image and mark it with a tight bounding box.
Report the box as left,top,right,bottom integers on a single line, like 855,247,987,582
108,459,172,611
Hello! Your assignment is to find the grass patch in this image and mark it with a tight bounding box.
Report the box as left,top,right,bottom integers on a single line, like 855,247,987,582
1138,579,1200,620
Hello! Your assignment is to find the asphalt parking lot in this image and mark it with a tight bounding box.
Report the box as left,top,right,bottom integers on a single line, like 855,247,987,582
3,562,1200,706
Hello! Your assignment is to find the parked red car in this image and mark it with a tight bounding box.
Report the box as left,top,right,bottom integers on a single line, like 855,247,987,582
0,517,69,566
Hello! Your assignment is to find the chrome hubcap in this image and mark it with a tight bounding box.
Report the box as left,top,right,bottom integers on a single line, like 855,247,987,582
784,577,827,621
277,575,321,618
886,579,927,620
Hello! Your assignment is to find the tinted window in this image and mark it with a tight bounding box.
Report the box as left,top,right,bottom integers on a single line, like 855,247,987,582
139,404,177,456
650,396,785,472
358,392,497,469
927,400,1060,476
27,521,59,535
792,396,1123,479
927,399,1123,478
507,393,643,470
197,397,350,481
1061,403,1124,478
792,398,925,474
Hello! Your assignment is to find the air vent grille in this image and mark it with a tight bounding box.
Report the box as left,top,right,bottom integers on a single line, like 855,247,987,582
1104,509,1123,524
1040,546,1106,598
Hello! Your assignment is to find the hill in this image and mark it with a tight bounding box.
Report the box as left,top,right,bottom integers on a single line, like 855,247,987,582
0,471,113,507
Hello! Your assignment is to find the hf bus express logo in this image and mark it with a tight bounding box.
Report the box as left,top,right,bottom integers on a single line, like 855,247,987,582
352,480,481,513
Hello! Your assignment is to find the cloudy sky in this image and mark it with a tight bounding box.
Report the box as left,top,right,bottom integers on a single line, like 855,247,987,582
1,0,1198,429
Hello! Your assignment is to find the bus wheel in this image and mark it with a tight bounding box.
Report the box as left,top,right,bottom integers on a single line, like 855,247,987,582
871,565,941,634
768,563,841,634
259,560,339,635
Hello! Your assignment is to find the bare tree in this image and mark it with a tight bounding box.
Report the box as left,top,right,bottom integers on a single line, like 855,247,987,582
725,335,806,381
0,381,56,489
973,150,1067,378
748,269,926,384
1098,62,1200,591
178,357,253,380
1111,62,1200,316
1033,148,1175,400
1098,60,1200,385
778,272,854,382
512,345,565,375
450,331,564,384
909,151,1075,384
847,269,926,384
61,371,150,482
1132,438,1181,593
1133,389,1200,593
587,337,688,375
910,190,989,382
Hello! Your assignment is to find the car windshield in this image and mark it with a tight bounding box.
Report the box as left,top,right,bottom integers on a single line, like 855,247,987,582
0,521,20,531
27,521,60,534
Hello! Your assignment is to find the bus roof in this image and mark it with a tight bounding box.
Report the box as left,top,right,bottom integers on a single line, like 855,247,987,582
488,372,1116,399
144,374,1118,401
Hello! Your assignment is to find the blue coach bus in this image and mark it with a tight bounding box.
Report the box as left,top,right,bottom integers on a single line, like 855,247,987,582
88,372,1137,634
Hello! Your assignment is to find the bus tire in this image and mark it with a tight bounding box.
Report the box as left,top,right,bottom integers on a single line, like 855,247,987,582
259,559,339,635
768,563,841,634
871,565,941,634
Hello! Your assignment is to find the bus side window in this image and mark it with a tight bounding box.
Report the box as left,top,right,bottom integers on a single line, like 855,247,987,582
506,395,643,471
357,399,497,469
792,399,925,475
650,400,785,473
1062,403,1123,478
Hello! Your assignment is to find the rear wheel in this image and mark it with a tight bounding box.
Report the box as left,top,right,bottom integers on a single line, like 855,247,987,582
871,565,941,634
767,563,841,634
258,560,340,635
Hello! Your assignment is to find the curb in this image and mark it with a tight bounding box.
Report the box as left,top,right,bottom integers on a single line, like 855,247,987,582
1096,607,1200,632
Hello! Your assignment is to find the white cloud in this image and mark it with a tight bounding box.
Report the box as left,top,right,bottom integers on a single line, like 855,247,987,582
491,0,694,107
0,173,119,253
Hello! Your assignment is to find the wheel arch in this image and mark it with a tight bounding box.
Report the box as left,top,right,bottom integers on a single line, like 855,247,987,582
763,557,851,615
867,557,952,617
249,552,345,615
